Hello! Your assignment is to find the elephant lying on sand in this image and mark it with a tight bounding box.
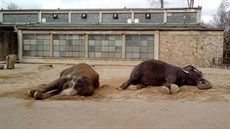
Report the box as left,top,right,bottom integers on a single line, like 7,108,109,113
120,59,212,94
28,63,100,100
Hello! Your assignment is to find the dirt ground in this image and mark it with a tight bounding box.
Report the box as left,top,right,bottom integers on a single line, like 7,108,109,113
0,63,230,129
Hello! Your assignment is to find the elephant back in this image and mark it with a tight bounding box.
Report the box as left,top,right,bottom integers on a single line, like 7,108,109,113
60,63,99,87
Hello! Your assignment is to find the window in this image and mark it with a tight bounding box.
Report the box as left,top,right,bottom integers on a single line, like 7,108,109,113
23,34,50,57
53,34,85,57
22,33,155,60
167,12,197,23
88,34,122,58
125,34,154,59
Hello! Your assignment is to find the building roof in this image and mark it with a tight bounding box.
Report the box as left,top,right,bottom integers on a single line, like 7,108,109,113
0,7,202,12
1,7,223,31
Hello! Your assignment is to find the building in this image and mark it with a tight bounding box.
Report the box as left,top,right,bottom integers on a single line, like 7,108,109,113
0,7,223,67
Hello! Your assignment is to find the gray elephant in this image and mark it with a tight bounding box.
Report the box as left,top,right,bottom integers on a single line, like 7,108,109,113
28,63,100,100
6,54,17,69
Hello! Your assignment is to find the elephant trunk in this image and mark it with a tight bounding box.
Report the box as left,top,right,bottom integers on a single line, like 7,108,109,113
197,79,212,90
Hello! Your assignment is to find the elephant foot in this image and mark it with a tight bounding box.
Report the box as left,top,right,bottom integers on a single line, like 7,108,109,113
136,84,147,90
160,86,170,94
119,84,128,90
27,90,36,97
116,86,124,91
170,84,180,94
34,90,45,100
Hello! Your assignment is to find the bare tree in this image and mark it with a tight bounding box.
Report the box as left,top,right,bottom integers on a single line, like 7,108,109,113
7,2,20,10
210,0,230,28
146,0,167,8
209,0,230,58
187,0,194,8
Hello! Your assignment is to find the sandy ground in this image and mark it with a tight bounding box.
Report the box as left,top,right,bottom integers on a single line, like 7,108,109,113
0,63,230,129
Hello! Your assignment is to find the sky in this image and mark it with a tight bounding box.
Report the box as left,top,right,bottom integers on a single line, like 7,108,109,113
0,0,227,23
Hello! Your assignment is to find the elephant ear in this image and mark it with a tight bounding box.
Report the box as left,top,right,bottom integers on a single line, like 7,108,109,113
182,69,189,74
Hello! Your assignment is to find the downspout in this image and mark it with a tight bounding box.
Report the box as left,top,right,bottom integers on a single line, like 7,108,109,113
14,25,22,63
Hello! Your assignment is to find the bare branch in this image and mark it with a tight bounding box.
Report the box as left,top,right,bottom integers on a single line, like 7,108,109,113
187,0,194,8
7,2,20,10
146,0,167,8
211,0,230,28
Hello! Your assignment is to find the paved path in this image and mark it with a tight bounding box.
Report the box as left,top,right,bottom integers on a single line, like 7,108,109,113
0,98,229,129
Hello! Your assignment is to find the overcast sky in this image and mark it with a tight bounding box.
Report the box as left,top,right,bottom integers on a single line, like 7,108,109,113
0,0,227,23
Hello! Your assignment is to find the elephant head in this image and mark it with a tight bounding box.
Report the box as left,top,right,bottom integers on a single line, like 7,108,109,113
61,76,95,96
182,65,212,89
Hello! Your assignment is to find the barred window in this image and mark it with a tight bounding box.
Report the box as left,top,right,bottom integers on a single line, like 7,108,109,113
125,34,154,59
88,34,122,58
53,34,85,57
167,12,197,23
23,34,50,57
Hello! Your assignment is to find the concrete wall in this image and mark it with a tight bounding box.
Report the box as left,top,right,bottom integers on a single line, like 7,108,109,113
159,30,223,67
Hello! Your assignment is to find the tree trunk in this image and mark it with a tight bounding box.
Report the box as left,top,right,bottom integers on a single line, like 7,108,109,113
187,0,194,8
160,0,164,8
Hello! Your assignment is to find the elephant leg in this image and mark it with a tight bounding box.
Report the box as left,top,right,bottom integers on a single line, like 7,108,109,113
120,75,141,90
28,77,69,99
33,90,60,100
120,78,134,89
160,75,177,94
136,84,147,90
28,86,59,100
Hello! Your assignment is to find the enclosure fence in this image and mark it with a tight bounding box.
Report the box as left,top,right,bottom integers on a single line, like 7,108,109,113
211,57,230,69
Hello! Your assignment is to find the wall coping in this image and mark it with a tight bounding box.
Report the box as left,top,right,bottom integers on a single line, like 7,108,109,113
14,24,224,31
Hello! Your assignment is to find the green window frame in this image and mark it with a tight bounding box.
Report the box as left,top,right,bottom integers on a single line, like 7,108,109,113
53,34,85,57
23,34,50,57
125,34,154,59
88,34,122,58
